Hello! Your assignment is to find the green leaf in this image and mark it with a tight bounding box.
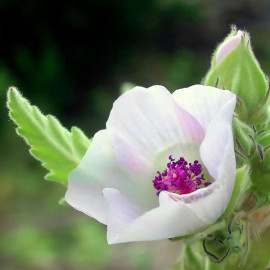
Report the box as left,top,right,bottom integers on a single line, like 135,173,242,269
7,87,91,185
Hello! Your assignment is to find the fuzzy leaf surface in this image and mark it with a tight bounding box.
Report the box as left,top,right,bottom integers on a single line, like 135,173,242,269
7,87,90,185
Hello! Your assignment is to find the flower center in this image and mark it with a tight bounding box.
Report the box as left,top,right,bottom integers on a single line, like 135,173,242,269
153,155,211,196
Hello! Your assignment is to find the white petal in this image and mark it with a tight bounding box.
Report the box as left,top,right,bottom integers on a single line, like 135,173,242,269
106,85,204,175
103,188,142,244
166,181,228,225
65,130,139,225
200,90,236,180
195,94,236,221
104,189,207,244
172,85,236,130
186,125,235,224
169,93,236,224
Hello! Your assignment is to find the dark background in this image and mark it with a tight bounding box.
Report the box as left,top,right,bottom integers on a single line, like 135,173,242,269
1,0,270,269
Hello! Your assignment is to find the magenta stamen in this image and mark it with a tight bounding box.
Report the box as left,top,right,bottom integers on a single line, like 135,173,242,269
153,156,211,196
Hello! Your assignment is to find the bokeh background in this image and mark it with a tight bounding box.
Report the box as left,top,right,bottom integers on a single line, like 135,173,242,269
1,0,270,269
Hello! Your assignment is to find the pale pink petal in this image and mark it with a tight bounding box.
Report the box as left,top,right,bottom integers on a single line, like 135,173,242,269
215,30,244,65
65,130,154,225
104,189,207,244
172,85,236,130
107,85,204,175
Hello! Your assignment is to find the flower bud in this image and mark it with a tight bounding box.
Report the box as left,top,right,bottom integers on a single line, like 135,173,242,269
215,30,243,65
205,27,268,122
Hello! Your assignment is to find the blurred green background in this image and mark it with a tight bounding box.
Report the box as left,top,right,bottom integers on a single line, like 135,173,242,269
1,0,270,269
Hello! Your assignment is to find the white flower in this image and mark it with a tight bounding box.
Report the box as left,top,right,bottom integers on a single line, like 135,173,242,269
65,85,236,244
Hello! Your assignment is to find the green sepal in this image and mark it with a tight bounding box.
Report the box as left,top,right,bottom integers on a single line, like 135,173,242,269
256,129,270,148
174,243,228,270
205,259,225,270
248,88,270,125
170,220,226,244
233,118,256,160
173,244,207,270
205,29,268,120
250,146,270,195
7,87,91,185
223,166,251,218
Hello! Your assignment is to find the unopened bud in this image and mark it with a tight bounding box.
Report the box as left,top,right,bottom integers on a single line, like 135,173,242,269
215,30,244,65
205,26,268,122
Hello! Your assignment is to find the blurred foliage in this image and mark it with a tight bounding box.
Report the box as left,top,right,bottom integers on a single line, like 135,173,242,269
1,0,270,269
